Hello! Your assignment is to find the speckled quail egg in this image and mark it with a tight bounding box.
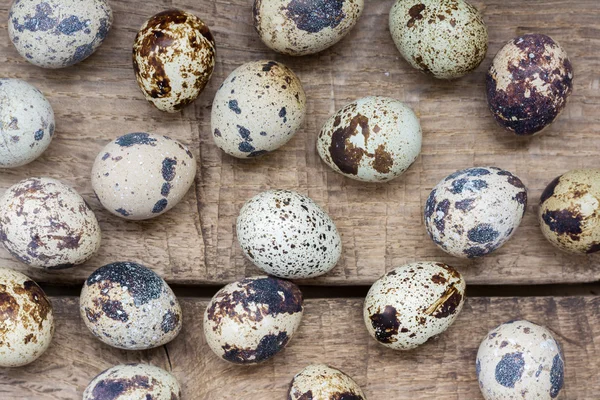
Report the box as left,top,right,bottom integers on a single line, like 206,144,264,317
236,189,342,279
0,267,53,367
288,364,366,399
424,167,527,258
133,9,216,113
477,320,565,400
253,0,364,56
211,60,306,158
0,177,101,269
83,363,181,400
8,0,112,68
317,96,421,182
363,261,465,350
0,79,55,168
538,169,600,254
389,0,488,79
80,262,182,350
487,34,573,136
91,132,196,220
203,276,303,365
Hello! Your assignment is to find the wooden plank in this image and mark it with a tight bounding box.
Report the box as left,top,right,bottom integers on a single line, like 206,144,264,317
1,0,600,285
0,296,597,399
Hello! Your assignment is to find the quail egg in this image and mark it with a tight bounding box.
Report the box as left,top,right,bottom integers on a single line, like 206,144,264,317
8,0,112,68
288,364,366,399
424,167,527,258
91,132,196,220
389,0,488,79
487,34,573,135
133,9,216,113
363,261,465,350
211,60,306,158
0,78,55,168
317,96,422,182
203,276,303,365
477,320,565,400
0,177,101,269
236,189,342,279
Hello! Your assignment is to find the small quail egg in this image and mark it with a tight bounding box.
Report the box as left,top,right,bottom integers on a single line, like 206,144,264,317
133,9,216,113
236,189,342,279
211,60,306,158
91,132,196,220
424,167,527,258
0,267,54,367
288,364,366,399
253,0,364,56
317,96,422,182
80,262,182,350
487,34,573,135
363,261,465,350
203,276,303,365
0,177,101,269
477,320,565,400
8,0,112,68
389,0,488,79
0,79,55,168
539,169,600,254
83,363,181,400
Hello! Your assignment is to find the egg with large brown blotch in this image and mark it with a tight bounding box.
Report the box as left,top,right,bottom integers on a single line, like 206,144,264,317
0,177,101,269
133,9,216,113
486,34,573,135
363,262,465,350
539,169,600,254
0,268,54,367
203,276,304,365
288,364,366,399
317,96,422,182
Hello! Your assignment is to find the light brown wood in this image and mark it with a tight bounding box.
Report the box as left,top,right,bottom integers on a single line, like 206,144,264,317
1,0,600,285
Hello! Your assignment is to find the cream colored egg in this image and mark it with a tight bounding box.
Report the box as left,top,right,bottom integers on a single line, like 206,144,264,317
288,364,366,399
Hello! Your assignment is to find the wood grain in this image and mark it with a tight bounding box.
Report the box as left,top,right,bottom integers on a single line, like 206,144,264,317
0,0,600,285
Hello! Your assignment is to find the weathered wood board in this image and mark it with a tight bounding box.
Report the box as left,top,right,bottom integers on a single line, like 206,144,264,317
1,0,600,285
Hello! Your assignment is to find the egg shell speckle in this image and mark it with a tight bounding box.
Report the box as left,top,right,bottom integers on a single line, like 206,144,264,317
203,276,304,365
389,0,488,79
0,177,101,269
363,261,465,350
538,169,600,254
424,167,527,258
80,262,182,350
91,132,196,220
253,0,364,56
486,34,573,136
477,320,565,400
317,96,422,182
0,268,54,367
83,363,181,400
288,364,366,399
211,60,306,158
0,79,55,168
236,189,342,279
8,0,112,68
133,9,216,113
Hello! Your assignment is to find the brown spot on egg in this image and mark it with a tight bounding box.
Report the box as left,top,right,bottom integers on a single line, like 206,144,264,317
331,393,363,400
431,274,447,284
369,305,400,343
328,113,370,175
425,285,462,319
222,331,289,364
0,292,19,325
407,3,425,28
542,208,583,240
540,175,562,204
13,281,51,329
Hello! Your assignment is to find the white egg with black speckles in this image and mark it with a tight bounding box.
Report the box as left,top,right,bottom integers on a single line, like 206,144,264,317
0,268,54,367
317,96,422,182
363,261,465,350
91,132,196,220
424,167,527,258
8,0,112,68
203,276,304,365
80,262,182,350
211,60,306,158
477,320,565,400
237,189,342,279
0,177,101,269
83,363,181,400
0,79,55,168
288,364,366,399
389,0,488,79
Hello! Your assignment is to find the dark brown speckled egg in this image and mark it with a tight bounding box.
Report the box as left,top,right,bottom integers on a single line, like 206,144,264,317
288,364,366,399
